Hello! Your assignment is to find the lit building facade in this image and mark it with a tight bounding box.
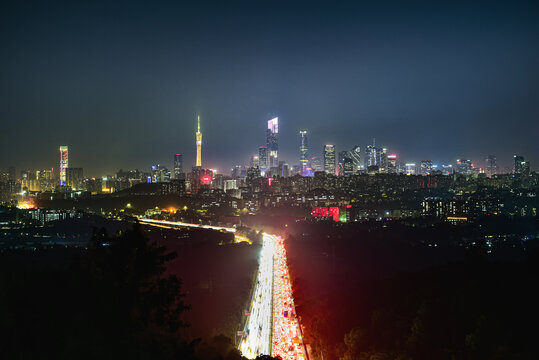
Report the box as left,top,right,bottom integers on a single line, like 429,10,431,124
66,168,83,190
299,130,308,175
349,146,361,172
514,155,530,175
387,154,397,174
267,117,279,169
258,146,268,172
323,144,336,175
455,159,473,175
59,146,68,186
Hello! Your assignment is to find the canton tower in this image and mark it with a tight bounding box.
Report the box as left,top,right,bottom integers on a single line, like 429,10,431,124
196,115,202,167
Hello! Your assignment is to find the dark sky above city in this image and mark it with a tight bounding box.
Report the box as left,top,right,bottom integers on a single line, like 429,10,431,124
1,0,538,176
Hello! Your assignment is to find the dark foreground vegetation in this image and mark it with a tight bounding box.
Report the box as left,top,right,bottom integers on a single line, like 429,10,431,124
287,218,539,360
0,222,262,360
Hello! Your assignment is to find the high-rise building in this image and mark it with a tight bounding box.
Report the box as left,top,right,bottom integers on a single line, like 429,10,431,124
349,146,361,172
485,155,497,177
267,117,279,169
258,146,268,172
66,168,83,190
420,160,433,175
323,145,336,175
387,154,397,174
59,146,68,186
455,159,473,175
364,140,384,169
338,151,354,176
196,116,202,167
379,148,388,172
364,144,376,168
513,155,530,175
299,130,308,175
514,155,524,173
38,169,54,192
174,154,183,179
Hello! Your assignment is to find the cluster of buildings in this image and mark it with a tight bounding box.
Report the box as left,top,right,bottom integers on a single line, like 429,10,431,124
0,116,536,224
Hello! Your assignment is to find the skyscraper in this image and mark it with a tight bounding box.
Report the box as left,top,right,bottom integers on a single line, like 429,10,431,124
387,154,397,174
258,146,268,172
266,117,278,169
174,154,183,179
338,151,350,176
196,116,202,168
364,139,382,169
299,130,308,175
59,146,68,186
338,151,354,176
379,148,388,172
485,155,497,177
349,146,361,172
323,145,336,175
514,155,530,175
66,167,83,190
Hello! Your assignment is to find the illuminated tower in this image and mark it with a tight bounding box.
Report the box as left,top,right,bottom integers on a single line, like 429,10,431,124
196,116,202,167
299,130,308,175
266,117,278,168
59,146,68,186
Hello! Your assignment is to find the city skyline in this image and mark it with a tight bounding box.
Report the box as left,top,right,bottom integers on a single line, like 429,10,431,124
0,124,535,178
1,1,538,175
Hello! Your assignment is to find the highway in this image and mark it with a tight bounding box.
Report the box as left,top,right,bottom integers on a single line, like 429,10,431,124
137,218,236,232
138,218,306,359
239,233,307,360
239,233,275,358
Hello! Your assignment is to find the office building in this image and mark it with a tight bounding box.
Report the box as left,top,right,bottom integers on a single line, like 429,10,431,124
258,146,268,172
323,144,336,175
174,154,183,179
514,155,530,175
299,130,308,175
59,146,68,186
349,146,361,172
387,154,397,174
66,168,83,190
267,117,279,168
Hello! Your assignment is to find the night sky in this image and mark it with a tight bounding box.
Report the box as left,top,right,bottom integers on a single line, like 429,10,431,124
1,0,538,176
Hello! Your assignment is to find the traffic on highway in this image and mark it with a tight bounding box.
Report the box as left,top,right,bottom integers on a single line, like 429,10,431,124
239,233,307,360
